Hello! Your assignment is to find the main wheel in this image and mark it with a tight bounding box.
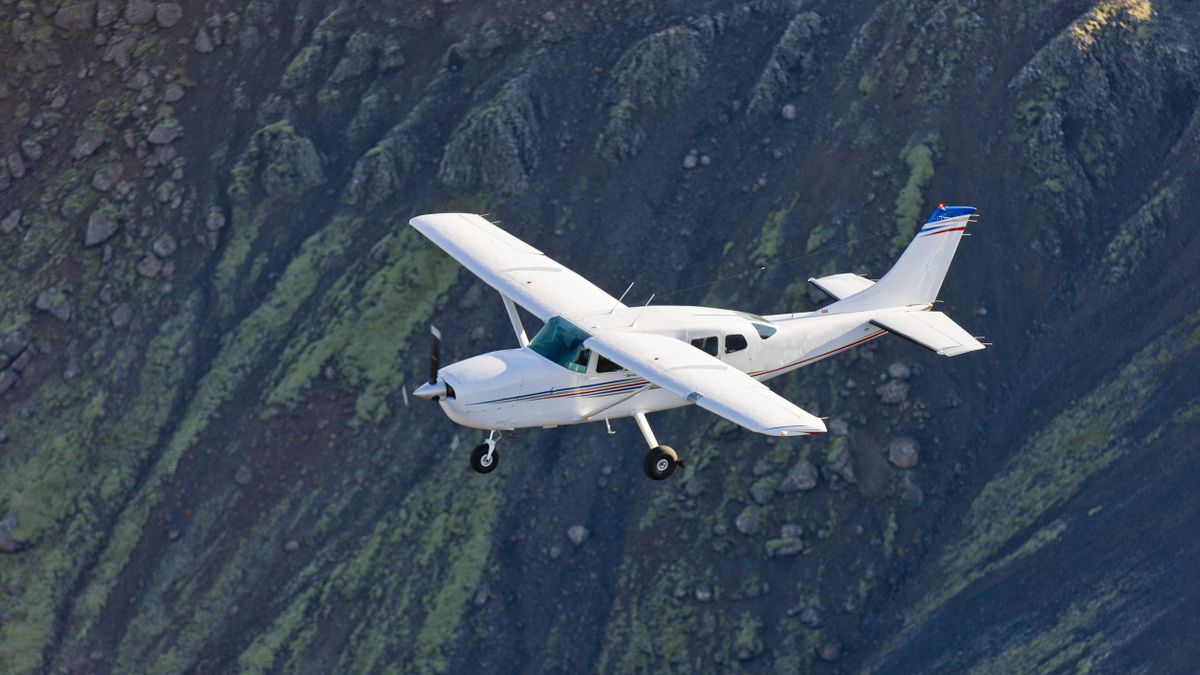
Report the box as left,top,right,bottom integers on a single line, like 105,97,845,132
643,445,678,481
470,443,499,474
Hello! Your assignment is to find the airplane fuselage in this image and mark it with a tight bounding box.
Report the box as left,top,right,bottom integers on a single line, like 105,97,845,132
434,304,899,431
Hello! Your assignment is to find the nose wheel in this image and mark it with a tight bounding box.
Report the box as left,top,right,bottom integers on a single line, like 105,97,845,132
470,430,501,474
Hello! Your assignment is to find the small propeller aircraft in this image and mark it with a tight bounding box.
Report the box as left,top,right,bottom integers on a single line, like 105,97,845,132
411,205,984,480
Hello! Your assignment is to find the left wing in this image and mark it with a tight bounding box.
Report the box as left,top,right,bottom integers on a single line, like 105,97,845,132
410,213,625,321
584,332,826,436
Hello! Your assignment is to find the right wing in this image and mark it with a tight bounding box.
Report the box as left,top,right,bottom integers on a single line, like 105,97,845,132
871,311,985,357
410,213,625,321
808,273,875,300
584,332,826,436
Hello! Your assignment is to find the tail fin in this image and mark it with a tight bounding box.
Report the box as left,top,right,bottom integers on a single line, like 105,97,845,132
830,205,976,312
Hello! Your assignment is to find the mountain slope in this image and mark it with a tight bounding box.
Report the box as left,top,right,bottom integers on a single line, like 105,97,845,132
1,0,1198,672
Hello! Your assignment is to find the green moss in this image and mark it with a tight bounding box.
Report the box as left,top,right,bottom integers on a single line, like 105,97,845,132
282,45,319,89
751,203,796,267
891,134,940,252
858,72,879,95
265,227,461,425
894,308,1200,640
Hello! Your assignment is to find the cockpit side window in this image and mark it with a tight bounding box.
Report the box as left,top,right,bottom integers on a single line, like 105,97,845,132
690,336,719,357
528,316,594,370
569,348,591,373
725,334,749,354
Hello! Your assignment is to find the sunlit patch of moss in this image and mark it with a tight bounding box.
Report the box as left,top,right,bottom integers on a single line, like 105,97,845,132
213,203,267,303
891,134,941,253
0,292,199,673
858,72,879,96
1068,0,1153,49
265,227,461,426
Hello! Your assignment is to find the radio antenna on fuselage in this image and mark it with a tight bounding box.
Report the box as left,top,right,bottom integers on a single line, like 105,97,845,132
631,293,655,327
612,282,635,313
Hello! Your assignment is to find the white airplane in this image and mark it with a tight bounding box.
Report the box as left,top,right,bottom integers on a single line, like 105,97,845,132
411,205,984,480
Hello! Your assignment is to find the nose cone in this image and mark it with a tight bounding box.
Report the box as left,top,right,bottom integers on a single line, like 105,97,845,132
413,380,447,401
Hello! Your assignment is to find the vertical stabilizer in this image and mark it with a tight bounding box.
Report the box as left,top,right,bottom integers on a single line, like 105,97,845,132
830,205,976,311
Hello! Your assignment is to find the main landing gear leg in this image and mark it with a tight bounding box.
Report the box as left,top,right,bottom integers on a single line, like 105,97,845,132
470,430,501,474
633,412,680,481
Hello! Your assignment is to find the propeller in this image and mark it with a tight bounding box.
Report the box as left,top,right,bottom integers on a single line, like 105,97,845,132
428,325,441,384
414,325,447,401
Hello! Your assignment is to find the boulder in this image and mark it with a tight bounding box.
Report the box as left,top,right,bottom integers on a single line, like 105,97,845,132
876,379,909,405
91,162,123,191
1,209,20,233
72,129,107,159
734,508,762,536
152,232,177,257
193,28,214,53
124,0,155,24
749,479,775,505
777,459,818,493
7,152,25,179
110,303,132,329
54,3,96,31
148,120,182,145
155,2,182,28
103,35,137,68
566,524,588,545
136,254,162,278
85,210,119,247
887,437,919,469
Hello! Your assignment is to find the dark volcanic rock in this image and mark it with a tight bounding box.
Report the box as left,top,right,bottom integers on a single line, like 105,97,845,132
85,210,119,247
778,459,819,493
54,3,96,31
124,0,155,24
155,2,183,28
148,120,183,145
887,437,919,469
72,130,107,159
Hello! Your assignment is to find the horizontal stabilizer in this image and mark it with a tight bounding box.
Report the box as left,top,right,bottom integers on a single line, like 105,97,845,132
871,311,985,357
808,273,875,301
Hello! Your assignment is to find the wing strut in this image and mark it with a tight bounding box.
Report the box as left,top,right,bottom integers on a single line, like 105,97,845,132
500,293,530,348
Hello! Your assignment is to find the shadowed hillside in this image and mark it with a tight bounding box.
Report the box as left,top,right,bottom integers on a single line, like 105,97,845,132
1,0,1198,672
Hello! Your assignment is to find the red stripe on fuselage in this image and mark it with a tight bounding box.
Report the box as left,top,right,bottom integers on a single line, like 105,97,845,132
750,329,886,379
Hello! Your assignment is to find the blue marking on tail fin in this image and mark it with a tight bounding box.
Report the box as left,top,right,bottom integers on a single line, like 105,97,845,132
925,205,977,223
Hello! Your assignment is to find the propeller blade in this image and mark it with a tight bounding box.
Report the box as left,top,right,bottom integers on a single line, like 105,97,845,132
429,325,442,384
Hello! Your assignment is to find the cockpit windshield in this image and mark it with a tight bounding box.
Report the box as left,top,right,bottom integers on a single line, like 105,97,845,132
528,316,593,370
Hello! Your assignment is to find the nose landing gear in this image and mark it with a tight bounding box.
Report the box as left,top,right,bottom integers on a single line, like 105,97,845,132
470,430,501,474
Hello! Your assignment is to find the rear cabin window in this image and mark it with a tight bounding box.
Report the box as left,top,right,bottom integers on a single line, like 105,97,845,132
725,334,749,354
690,336,719,357
752,322,777,339
597,355,624,373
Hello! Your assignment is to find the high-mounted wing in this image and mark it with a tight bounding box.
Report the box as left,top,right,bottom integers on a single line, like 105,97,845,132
583,332,826,436
410,213,625,321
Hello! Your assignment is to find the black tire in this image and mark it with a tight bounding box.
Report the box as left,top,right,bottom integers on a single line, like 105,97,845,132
643,445,678,481
470,443,499,474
